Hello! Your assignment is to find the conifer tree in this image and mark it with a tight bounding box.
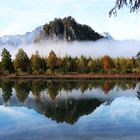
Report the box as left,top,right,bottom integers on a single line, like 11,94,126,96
14,49,30,73
1,48,14,73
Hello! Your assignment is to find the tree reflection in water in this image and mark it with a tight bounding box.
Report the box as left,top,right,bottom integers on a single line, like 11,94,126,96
0,80,138,124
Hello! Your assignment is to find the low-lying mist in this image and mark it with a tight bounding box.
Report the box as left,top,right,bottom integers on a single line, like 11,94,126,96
0,39,140,59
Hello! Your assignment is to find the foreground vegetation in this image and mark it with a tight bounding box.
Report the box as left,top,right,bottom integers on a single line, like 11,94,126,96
0,48,140,76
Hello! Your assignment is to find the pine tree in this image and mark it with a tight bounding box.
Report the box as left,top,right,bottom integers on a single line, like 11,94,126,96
30,51,42,74
14,49,30,73
136,52,140,67
1,48,14,73
46,50,57,72
110,0,140,16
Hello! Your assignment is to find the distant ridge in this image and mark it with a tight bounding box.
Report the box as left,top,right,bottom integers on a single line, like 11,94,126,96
0,27,41,46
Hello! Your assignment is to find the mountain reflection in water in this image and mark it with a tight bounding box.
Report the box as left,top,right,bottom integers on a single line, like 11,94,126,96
0,80,140,140
0,80,139,125
0,96,140,140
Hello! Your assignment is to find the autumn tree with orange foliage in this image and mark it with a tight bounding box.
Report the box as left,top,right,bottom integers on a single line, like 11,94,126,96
101,55,113,73
101,81,114,94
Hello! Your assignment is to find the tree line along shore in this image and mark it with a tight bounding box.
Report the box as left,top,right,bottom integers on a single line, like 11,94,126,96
0,48,140,79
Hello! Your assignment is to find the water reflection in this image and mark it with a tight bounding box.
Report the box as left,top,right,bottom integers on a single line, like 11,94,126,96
0,80,139,125
0,97,140,140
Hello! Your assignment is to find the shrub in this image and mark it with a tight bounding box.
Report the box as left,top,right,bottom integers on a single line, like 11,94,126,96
132,68,140,73
46,69,53,75
121,69,132,74
32,70,40,75
3,70,10,76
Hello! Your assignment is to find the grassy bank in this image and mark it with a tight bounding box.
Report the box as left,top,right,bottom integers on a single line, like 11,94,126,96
4,74,140,80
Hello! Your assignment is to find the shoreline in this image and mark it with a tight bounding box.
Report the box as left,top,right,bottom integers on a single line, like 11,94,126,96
4,74,140,80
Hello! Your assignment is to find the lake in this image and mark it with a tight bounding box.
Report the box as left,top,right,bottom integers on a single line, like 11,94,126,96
0,80,140,140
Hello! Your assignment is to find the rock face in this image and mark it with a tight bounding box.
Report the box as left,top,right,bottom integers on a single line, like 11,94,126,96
36,16,103,42
0,16,104,46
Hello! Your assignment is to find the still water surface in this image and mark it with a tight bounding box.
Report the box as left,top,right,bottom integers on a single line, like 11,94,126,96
0,80,140,140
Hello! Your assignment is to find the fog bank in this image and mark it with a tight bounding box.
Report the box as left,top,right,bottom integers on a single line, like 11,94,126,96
0,39,140,59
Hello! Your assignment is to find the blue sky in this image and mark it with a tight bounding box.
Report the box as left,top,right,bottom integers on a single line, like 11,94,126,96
0,0,140,40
